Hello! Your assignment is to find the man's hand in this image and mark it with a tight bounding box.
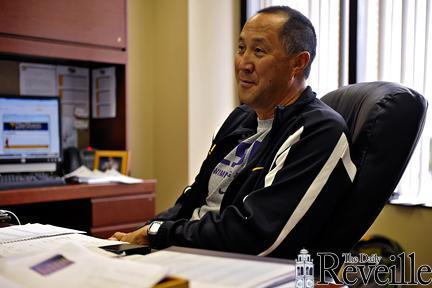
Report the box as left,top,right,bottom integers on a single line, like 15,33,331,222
108,225,149,245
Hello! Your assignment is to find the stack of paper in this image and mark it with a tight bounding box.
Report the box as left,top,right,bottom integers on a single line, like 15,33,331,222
0,242,167,288
0,233,125,258
0,224,84,244
130,250,295,288
64,165,144,184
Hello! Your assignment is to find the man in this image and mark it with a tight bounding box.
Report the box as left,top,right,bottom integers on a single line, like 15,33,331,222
110,6,356,259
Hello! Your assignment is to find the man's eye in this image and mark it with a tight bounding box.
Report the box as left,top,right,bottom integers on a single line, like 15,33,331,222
238,44,245,53
254,47,265,54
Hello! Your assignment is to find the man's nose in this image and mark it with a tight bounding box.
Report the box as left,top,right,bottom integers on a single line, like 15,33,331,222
237,53,254,73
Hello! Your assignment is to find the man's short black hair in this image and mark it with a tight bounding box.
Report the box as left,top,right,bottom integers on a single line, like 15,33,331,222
257,6,317,78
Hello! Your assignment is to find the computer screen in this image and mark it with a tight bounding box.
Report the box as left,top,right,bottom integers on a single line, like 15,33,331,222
0,96,61,169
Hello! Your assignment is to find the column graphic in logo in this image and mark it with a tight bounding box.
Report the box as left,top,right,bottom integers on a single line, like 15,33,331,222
296,249,314,288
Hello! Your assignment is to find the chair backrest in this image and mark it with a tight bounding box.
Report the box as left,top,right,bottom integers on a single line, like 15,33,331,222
317,81,427,255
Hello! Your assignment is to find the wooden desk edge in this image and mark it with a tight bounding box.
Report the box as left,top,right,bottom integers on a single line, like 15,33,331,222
0,180,156,206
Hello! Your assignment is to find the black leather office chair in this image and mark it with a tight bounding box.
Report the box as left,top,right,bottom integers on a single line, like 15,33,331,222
316,81,427,257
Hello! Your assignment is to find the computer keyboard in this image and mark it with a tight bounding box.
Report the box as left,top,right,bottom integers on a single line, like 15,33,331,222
0,173,66,190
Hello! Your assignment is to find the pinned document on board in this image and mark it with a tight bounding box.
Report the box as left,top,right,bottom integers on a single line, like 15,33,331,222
92,67,116,119
56,65,90,148
57,65,90,117
19,63,57,96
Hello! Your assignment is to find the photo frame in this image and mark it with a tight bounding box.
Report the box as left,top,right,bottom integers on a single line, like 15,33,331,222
94,150,128,175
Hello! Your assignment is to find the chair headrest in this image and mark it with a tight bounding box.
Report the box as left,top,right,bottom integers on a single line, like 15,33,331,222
318,81,427,253
322,81,427,170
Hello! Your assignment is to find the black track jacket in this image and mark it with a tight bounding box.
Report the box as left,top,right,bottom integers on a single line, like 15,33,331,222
148,87,357,259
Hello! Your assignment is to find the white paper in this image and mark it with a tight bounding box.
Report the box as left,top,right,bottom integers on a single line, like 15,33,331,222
57,66,89,90
92,67,116,118
0,242,167,288
19,63,57,96
0,233,124,258
60,90,89,107
57,66,89,113
64,165,144,184
62,116,78,148
74,106,89,118
0,275,24,288
0,223,84,245
74,118,89,130
131,250,295,288
56,66,90,148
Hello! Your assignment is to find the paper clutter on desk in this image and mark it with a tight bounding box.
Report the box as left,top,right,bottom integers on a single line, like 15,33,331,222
0,242,167,288
63,165,144,184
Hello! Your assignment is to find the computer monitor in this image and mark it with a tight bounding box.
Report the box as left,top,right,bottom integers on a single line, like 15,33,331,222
0,96,61,173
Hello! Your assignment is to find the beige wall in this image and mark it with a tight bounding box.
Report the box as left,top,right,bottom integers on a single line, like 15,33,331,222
127,0,155,179
128,0,188,212
153,0,189,212
366,205,432,266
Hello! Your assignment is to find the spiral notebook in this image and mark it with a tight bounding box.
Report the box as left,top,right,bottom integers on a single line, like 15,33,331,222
0,223,85,244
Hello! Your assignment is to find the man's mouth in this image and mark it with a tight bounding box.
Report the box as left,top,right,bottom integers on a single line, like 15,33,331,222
238,78,255,88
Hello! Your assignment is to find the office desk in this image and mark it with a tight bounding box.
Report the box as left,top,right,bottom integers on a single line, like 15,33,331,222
165,246,295,265
0,180,156,238
131,246,296,287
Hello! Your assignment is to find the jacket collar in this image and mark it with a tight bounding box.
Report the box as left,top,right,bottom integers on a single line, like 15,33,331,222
239,86,316,130
274,86,316,123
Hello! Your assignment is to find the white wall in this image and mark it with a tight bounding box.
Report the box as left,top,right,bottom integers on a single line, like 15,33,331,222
188,0,240,183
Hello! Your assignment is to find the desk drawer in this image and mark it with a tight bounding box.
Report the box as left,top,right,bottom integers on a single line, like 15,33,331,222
91,194,155,227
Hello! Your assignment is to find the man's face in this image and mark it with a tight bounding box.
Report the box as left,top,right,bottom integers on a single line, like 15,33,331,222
235,13,296,118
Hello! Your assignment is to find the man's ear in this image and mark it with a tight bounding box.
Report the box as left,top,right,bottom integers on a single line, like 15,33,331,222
292,51,310,76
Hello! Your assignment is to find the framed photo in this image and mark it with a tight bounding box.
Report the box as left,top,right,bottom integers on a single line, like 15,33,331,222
94,150,128,174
